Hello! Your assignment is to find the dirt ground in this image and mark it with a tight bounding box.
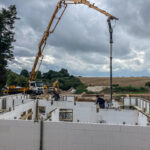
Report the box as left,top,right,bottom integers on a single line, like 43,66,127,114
79,77,150,87
87,86,109,92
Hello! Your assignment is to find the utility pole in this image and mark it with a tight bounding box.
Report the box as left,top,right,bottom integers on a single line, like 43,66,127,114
107,17,113,104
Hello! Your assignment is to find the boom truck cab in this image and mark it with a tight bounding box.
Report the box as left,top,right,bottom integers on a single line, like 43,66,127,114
29,81,44,94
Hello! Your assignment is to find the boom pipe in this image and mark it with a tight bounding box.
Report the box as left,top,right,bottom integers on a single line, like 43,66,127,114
50,4,67,34
29,2,60,81
33,3,67,80
64,0,118,20
34,55,44,81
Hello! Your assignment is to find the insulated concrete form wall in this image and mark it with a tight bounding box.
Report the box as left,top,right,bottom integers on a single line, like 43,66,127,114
0,94,31,111
123,97,150,115
0,120,150,150
44,122,150,150
0,120,40,150
0,101,36,120
39,100,147,125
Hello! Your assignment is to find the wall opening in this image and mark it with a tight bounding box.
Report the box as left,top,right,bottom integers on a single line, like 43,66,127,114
2,98,6,110
27,109,33,120
59,109,73,122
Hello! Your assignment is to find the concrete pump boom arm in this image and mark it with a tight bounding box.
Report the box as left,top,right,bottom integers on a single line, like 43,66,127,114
64,0,118,20
29,0,67,81
29,0,118,81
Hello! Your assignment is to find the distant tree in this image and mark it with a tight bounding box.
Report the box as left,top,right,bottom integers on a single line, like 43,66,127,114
145,82,150,88
43,68,70,79
7,70,28,87
59,68,69,77
18,76,28,87
7,72,18,86
0,5,19,93
20,69,29,78
42,70,57,80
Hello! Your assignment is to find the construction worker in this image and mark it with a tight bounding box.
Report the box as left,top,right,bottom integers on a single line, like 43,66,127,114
96,95,105,108
52,90,60,101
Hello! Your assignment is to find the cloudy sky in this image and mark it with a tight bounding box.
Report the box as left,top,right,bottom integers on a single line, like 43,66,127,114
1,0,150,77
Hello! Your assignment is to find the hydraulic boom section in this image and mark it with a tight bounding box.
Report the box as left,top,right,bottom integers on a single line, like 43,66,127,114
29,0,118,83
64,0,118,20
30,1,67,81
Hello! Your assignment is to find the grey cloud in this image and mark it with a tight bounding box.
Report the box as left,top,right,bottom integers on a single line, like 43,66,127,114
14,46,34,57
106,0,150,39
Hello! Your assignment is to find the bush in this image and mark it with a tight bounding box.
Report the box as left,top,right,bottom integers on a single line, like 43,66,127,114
75,84,87,94
112,84,119,87
6,70,28,87
113,85,148,93
86,91,95,94
145,82,150,88
58,76,85,91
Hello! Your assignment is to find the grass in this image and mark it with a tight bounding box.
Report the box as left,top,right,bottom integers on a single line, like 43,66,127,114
79,77,150,87
113,92,150,95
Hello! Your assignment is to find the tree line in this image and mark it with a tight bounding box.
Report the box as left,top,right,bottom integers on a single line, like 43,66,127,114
6,69,87,93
